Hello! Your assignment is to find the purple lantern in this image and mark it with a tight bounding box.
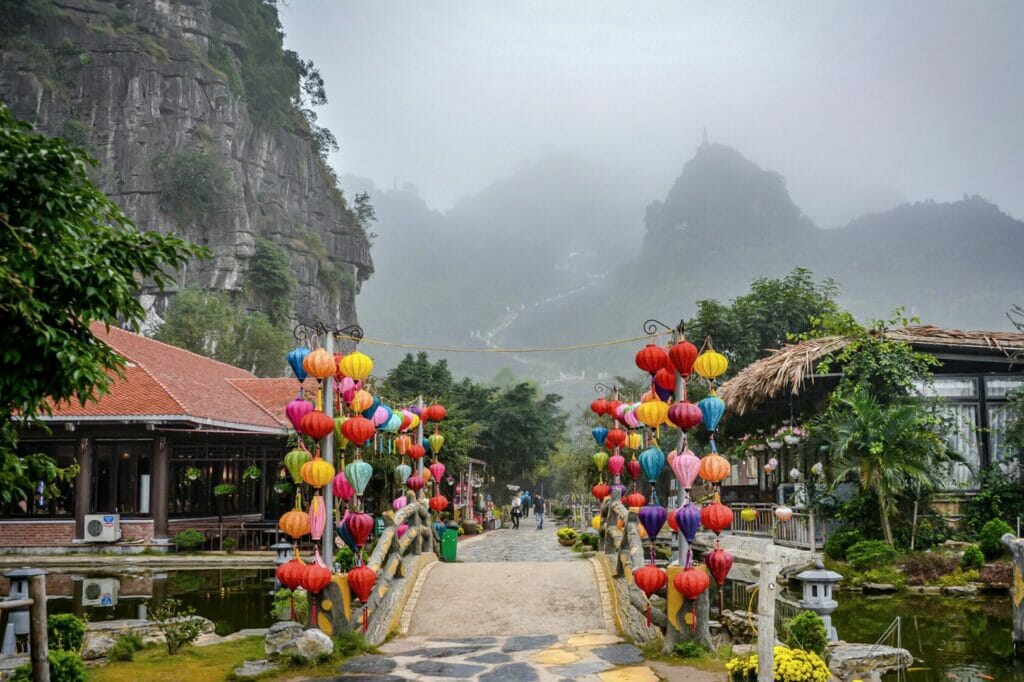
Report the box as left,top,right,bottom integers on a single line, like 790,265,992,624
675,502,701,543
638,504,667,541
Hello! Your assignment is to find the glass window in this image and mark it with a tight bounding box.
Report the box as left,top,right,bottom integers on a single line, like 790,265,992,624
912,378,978,399
94,441,152,515
934,403,981,488
984,376,1024,399
1,442,77,517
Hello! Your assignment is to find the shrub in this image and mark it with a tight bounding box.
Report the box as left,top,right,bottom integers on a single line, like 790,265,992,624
213,483,236,497
107,633,143,662
47,613,86,652
11,650,86,682
673,641,706,659
962,468,1024,534
557,528,578,544
961,545,984,570
148,597,203,654
823,527,863,560
895,515,951,551
333,630,372,658
978,518,1013,559
153,149,231,226
271,587,308,625
903,553,958,585
845,540,897,569
933,568,979,587
173,529,205,552
222,537,238,553
580,532,599,548
860,567,907,588
726,646,830,682
334,546,356,573
979,563,1012,586
783,611,827,656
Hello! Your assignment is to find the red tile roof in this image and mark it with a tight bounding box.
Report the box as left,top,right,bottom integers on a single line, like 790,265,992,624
46,324,298,432
229,378,320,428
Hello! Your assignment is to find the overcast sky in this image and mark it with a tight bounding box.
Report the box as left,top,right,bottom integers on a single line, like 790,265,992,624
280,1,1024,227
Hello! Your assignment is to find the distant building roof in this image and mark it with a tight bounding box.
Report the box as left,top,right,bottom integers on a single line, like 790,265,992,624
41,324,311,434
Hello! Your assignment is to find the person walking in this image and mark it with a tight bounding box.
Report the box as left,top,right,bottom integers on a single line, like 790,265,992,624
534,494,545,530
521,490,532,518
510,494,522,529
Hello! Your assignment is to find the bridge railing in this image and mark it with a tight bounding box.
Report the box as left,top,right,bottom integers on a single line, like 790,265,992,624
727,503,836,552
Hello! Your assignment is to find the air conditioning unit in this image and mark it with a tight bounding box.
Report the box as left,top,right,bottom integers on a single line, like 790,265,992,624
81,578,118,607
83,514,121,542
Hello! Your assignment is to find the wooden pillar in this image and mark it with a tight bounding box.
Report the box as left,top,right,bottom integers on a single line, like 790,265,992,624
151,436,170,543
73,436,92,541
757,557,779,682
27,570,49,682
1004,533,1024,659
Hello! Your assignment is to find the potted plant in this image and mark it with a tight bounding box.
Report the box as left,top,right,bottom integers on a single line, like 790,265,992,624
241,465,261,481
213,483,236,524
557,527,578,546
776,425,806,446
184,466,201,483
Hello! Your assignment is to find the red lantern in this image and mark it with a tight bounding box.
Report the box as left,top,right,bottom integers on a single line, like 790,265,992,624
673,566,711,632
701,500,734,535
633,565,667,627
668,341,699,378
654,368,675,392
424,404,447,422
623,492,646,509
592,483,610,501
303,562,332,595
276,558,304,591
667,402,703,431
408,444,426,460
429,494,449,512
705,546,735,614
626,457,641,481
346,564,377,632
300,411,335,440
333,352,347,381
667,508,680,532
590,398,609,415
605,428,627,449
635,343,669,375
407,475,424,492
346,512,374,547
340,416,376,446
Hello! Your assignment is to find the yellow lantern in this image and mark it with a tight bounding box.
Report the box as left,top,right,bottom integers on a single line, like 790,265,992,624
591,515,601,530
740,507,757,523
407,413,420,431
635,399,668,428
301,456,335,488
350,389,373,413
302,348,336,380
339,351,373,382
626,432,643,450
694,350,728,380
428,433,445,455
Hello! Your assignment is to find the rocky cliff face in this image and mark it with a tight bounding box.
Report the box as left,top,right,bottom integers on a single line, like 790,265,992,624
0,0,372,327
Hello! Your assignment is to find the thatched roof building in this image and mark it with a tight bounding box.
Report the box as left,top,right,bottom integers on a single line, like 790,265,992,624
719,325,1024,416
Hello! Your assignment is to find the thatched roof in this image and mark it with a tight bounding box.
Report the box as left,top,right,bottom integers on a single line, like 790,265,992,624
718,325,1024,416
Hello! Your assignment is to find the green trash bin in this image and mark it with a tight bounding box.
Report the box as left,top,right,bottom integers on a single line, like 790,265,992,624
440,528,458,562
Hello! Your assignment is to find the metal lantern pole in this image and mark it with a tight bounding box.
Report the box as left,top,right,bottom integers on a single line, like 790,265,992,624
322,331,335,545
416,395,425,492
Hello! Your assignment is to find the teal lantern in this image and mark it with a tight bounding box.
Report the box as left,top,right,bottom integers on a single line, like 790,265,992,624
345,460,373,496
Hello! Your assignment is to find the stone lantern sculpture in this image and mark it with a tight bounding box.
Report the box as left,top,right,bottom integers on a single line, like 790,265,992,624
794,560,843,641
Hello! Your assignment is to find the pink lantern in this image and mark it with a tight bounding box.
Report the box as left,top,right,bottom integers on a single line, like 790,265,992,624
332,472,355,501
670,448,702,489
613,403,629,422
429,461,446,483
396,523,409,539
407,475,425,492
339,376,356,404
607,454,625,477
372,405,389,427
623,411,640,429
285,398,313,433
392,496,408,511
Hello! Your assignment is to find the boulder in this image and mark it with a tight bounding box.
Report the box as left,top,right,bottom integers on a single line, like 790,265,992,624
861,582,899,594
295,629,333,660
81,633,117,661
942,584,978,596
828,642,912,681
719,609,757,643
264,621,305,659
234,659,282,679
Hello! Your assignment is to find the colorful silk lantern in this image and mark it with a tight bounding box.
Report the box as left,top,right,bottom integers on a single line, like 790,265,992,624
333,472,355,501
394,463,412,485
301,456,335,488
279,508,310,539
406,474,425,492
638,504,667,540
284,448,310,484
333,416,349,448
393,496,408,511
592,482,610,501
668,340,698,378
636,399,669,428
396,523,409,539
300,411,335,440
694,349,728,380
593,451,609,472
429,494,449,512
774,506,794,522
611,483,627,499
350,389,373,413
701,498,733,534
345,512,374,547
667,508,680,532
424,404,447,422
607,454,625,477
623,492,646,509
276,556,305,620
341,415,375,446
286,398,314,433
740,507,757,523
706,546,734,613
302,348,336,380
654,367,675,392
347,564,377,631
623,410,641,429
670,449,701,489
408,444,426,460
626,432,643,451
287,346,310,382
698,395,726,434
428,433,445,455
384,412,403,433
638,446,666,484
673,566,710,632
308,494,327,541
699,453,731,484
336,515,357,552
592,426,609,446
428,461,446,484
395,435,411,455
667,401,703,431
676,502,701,543
633,565,667,626
421,468,432,483
590,398,609,415
605,428,627,449
626,457,641,481
371,405,390,427
345,459,373,496
635,343,669,375
339,351,373,382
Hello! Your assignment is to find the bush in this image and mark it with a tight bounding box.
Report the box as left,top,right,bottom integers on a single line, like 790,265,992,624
823,527,863,560
673,641,706,658
727,646,830,682
153,149,231,226
271,587,308,625
148,597,203,654
222,537,238,553
107,634,143,662
783,611,827,656
557,527,578,544
962,468,1024,534
979,563,1012,586
895,515,951,551
334,545,356,572
933,568,979,587
859,567,906,588
173,529,205,552
11,650,86,682
903,553,958,585
333,630,372,658
978,518,1013,559
580,532,599,549
47,613,85,652
961,545,984,570
845,540,897,569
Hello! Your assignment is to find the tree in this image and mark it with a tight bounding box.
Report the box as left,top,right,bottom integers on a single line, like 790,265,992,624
244,237,296,325
815,388,957,545
1,105,203,500
687,268,841,373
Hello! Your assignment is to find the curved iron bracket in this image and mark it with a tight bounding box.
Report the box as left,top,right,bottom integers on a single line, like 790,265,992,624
594,382,616,395
642,318,685,336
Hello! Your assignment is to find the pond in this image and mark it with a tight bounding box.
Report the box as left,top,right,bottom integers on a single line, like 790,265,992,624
724,580,1022,682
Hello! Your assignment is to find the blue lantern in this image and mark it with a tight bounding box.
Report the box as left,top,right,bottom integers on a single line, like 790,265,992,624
638,446,665,483
360,395,381,419
287,346,309,382
592,426,608,446
422,437,432,455
698,396,725,432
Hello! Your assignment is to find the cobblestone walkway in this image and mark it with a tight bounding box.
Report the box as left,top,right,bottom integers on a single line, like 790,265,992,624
457,524,580,562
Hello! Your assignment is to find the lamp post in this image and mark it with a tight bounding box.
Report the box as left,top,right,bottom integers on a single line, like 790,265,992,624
293,321,363,548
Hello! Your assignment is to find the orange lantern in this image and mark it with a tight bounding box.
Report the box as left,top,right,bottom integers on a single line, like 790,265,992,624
350,389,374,413
302,348,336,380
340,415,376,446
623,492,646,509
279,508,310,539
395,435,411,455
699,453,731,484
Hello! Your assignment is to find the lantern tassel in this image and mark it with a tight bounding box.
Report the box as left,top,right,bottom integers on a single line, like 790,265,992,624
311,598,317,626
646,602,651,628
691,603,697,633
362,606,368,633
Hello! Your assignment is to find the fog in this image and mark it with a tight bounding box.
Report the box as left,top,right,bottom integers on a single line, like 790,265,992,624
281,1,1024,227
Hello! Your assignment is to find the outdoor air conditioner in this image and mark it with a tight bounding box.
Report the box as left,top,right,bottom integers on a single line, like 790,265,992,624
81,578,119,607
83,514,121,542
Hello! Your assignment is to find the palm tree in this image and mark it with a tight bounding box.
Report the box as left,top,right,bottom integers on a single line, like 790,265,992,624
817,388,962,545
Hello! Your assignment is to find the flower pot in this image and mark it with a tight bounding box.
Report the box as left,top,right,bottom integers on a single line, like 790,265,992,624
558,537,576,547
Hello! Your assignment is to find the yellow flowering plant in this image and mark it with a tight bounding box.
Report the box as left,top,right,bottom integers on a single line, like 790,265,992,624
725,646,830,682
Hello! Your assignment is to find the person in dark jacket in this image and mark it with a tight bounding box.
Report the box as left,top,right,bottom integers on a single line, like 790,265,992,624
533,494,545,529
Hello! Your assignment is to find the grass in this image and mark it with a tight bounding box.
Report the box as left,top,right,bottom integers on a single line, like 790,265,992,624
638,638,731,673
90,636,264,682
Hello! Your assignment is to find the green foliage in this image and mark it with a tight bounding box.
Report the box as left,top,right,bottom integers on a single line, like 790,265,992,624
823,527,863,560
961,545,984,569
0,105,203,495
207,39,244,98
0,0,58,38
687,268,841,374
172,529,206,552
148,597,202,654
318,261,356,308
783,611,827,657
222,537,238,553
272,587,308,625
213,483,236,497
933,568,979,587
557,527,578,543
332,630,373,658
107,633,144,662
334,545,356,573
47,613,85,652
579,532,599,549
845,539,897,569
672,641,706,659
963,468,1024,534
245,237,296,325
11,649,86,682
978,518,1013,559
152,149,231,226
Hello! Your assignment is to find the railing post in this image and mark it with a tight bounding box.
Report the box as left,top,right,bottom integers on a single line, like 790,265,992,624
809,509,816,553
27,570,49,682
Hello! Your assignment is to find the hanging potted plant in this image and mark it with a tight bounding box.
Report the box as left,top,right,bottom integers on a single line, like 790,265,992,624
242,465,261,482
776,425,806,446
185,466,202,483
